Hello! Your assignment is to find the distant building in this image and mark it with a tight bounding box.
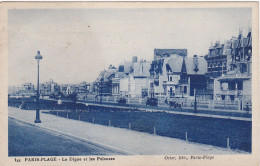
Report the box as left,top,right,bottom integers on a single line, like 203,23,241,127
93,65,118,97
186,55,207,97
119,57,152,98
17,83,36,97
150,54,207,98
217,29,252,102
204,28,252,101
60,84,79,96
39,79,60,96
77,81,91,99
94,57,153,98
20,82,35,91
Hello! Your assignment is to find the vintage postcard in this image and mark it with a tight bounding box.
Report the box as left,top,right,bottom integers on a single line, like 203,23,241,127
0,2,259,166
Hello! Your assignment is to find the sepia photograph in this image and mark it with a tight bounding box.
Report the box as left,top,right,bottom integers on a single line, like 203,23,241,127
0,2,259,166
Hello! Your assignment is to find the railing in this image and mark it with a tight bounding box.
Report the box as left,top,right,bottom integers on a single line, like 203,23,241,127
10,94,251,112
83,94,252,111
219,90,240,95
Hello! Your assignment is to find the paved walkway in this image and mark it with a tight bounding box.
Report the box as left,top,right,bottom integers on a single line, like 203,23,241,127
8,107,245,155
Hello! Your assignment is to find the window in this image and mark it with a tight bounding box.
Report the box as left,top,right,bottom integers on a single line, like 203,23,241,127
228,82,236,90
237,81,243,90
150,83,154,89
170,76,172,82
240,64,247,73
170,87,173,96
184,86,187,93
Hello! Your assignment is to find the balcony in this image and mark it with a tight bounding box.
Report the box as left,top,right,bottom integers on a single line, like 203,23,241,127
162,81,177,85
219,90,243,96
218,73,251,81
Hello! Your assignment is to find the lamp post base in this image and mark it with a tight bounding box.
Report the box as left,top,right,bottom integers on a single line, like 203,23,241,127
35,109,41,123
34,119,41,123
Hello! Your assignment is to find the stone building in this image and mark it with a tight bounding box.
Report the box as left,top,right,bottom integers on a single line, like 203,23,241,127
39,79,60,96
150,49,207,98
217,29,252,102
204,28,252,102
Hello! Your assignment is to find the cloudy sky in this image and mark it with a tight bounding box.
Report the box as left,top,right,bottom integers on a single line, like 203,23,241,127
8,8,252,86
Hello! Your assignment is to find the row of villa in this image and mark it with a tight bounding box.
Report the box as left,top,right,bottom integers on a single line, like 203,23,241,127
8,28,252,104
92,28,252,103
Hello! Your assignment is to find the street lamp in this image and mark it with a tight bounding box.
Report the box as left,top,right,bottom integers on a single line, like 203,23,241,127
194,64,199,113
34,50,43,123
182,90,184,107
100,74,104,104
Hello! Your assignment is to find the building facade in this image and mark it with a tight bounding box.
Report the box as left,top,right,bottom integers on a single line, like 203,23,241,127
217,29,252,102
204,28,252,102
39,79,60,96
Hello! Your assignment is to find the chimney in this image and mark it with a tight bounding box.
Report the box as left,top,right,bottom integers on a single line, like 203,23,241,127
193,55,199,69
132,56,138,63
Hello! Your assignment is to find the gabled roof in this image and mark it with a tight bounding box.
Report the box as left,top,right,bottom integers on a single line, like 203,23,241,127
103,69,117,81
115,72,125,78
181,58,187,73
186,56,207,75
165,55,183,73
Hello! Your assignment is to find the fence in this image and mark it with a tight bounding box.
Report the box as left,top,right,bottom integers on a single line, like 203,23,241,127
85,95,252,111
11,94,251,112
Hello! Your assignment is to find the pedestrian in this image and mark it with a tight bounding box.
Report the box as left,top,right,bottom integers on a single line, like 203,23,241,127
246,102,249,114
165,98,168,104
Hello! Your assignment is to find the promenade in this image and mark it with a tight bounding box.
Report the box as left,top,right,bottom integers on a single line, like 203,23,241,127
8,107,245,155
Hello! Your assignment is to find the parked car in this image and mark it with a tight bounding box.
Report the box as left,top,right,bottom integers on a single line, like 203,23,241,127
146,98,158,106
169,101,181,108
118,98,127,104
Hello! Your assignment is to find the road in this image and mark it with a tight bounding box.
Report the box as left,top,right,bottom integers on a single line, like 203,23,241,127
8,118,125,156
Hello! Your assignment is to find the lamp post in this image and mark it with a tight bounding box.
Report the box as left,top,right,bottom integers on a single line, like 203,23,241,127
182,90,184,107
100,74,104,104
194,64,199,113
194,88,197,113
34,50,43,123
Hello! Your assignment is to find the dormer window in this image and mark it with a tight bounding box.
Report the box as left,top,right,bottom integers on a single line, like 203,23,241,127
166,64,172,72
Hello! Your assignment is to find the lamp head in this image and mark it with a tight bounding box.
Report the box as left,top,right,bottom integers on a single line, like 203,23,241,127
35,50,43,60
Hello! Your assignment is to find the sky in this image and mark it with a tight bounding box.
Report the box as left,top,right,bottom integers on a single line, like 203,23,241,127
8,8,252,86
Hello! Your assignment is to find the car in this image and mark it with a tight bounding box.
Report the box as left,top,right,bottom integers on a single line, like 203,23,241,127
118,98,127,104
146,98,158,106
169,101,181,108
